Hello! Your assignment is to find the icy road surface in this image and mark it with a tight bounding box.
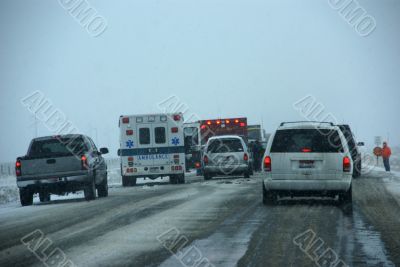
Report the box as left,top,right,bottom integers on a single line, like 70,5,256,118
0,170,400,267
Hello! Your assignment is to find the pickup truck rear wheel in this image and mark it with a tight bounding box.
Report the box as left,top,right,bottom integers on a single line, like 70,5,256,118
39,192,51,203
19,189,33,206
84,178,96,201
97,178,109,198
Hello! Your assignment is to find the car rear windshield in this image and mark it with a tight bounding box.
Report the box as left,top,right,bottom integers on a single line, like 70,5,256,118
207,138,244,153
270,129,344,153
28,137,88,158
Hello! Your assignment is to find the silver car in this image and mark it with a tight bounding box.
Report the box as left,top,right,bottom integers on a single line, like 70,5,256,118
202,135,252,180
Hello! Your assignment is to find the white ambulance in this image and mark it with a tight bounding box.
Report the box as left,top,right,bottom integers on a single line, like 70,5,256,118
118,113,186,186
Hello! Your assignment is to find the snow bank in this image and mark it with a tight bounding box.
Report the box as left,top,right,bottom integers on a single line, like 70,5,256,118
0,175,19,205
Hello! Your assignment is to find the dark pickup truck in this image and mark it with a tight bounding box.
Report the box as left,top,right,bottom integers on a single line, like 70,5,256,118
16,134,109,206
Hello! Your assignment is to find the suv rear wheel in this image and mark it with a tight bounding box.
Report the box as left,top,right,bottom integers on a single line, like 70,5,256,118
353,160,362,178
19,188,33,206
204,173,213,181
339,185,353,205
262,183,277,205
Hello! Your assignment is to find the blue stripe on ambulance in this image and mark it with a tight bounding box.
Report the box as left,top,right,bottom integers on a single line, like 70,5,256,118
120,146,185,156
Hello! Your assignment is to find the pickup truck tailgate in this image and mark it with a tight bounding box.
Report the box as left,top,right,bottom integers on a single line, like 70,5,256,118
21,156,83,176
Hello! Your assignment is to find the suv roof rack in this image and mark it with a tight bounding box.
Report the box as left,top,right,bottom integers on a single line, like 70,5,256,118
280,121,334,127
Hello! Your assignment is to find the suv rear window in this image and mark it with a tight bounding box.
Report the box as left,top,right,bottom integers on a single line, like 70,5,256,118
207,138,244,153
28,137,88,158
271,129,344,153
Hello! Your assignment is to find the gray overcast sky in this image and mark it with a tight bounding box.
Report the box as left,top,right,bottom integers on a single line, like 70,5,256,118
0,0,399,162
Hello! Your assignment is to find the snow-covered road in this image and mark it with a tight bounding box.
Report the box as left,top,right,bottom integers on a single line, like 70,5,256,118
0,170,400,267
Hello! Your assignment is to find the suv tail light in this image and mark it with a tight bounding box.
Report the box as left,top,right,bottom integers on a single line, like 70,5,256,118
203,155,209,165
244,153,249,162
264,156,271,172
15,159,22,176
81,155,88,170
343,156,351,172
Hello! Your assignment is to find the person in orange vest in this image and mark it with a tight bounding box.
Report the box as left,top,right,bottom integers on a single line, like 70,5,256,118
382,142,392,172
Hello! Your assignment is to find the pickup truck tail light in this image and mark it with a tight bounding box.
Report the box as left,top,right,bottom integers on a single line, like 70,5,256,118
81,155,88,170
244,153,249,162
15,159,22,176
264,156,271,172
343,156,351,172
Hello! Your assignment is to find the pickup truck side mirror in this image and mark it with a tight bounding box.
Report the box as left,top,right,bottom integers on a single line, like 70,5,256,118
357,142,365,147
100,147,109,155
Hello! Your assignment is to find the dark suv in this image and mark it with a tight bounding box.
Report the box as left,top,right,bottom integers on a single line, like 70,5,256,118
338,125,364,178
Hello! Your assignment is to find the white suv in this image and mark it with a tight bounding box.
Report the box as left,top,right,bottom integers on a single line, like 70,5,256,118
262,122,353,205
203,135,252,180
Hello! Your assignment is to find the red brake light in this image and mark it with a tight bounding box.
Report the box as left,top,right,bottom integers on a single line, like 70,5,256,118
122,117,129,124
201,125,207,130
15,160,22,176
81,155,88,170
343,157,351,172
240,122,246,127
302,148,312,153
126,130,133,135
173,114,181,121
204,155,209,165
244,153,249,161
195,162,201,168
171,127,179,133
264,156,271,172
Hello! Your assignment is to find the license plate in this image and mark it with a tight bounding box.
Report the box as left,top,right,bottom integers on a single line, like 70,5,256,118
299,160,315,169
150,167,159,173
